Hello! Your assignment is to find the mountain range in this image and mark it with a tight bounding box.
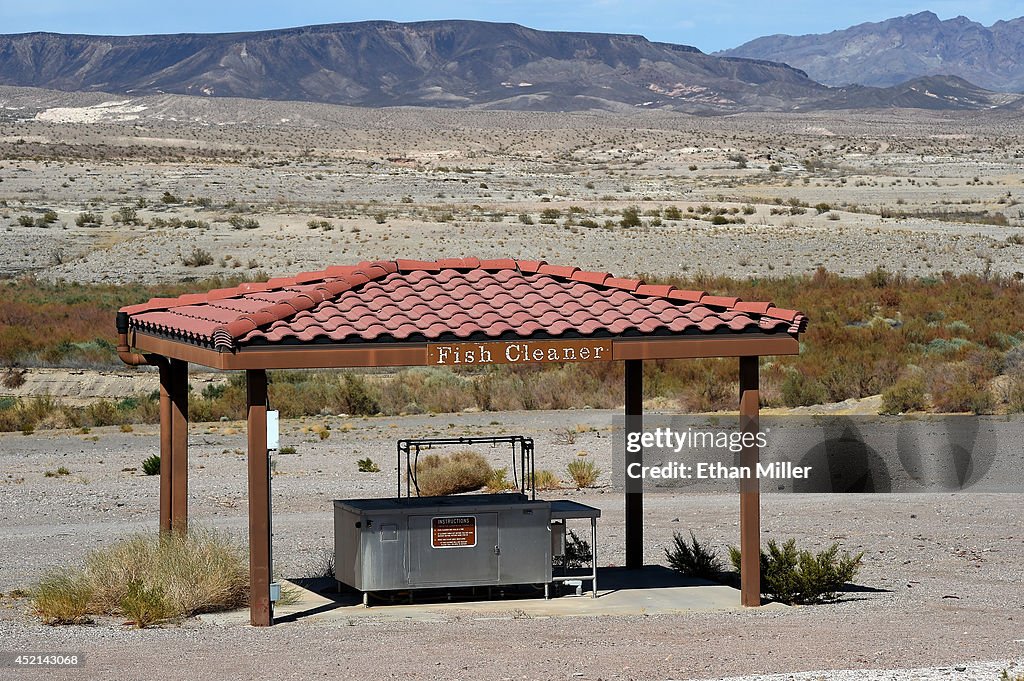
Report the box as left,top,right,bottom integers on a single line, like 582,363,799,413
0,18,1021,114
720,11,1024,92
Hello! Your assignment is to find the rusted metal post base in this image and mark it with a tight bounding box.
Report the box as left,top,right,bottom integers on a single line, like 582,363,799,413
739,355,761,607
246,369,273,627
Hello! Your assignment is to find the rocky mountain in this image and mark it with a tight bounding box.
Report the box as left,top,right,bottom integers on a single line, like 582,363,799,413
0,19,1016,114
0,20,830,114
720,11,1024,92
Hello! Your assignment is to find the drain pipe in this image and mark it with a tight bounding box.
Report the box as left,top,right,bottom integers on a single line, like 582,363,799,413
116,311,162,367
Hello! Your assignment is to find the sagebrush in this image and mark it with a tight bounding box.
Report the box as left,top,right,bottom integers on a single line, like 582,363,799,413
729,538,863,604
665,531,724,580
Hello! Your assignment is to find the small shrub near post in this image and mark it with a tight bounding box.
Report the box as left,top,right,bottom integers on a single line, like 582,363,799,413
142,455,161,476
566,457,600,488
665,531,724,580
729,538,863,605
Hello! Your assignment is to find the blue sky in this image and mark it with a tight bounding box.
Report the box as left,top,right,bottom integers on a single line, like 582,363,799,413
2,1,1021,52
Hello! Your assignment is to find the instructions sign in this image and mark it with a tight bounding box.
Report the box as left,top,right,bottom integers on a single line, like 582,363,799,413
431,516,477,548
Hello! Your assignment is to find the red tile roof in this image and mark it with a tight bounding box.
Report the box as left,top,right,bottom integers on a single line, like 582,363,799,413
120,259,807,351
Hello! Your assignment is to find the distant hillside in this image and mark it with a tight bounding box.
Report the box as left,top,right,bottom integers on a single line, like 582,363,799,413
720,11,1024,92
0,20,829,114
0,19,1018,114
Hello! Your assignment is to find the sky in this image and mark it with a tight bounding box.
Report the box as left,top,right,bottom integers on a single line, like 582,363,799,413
1,1,1021,53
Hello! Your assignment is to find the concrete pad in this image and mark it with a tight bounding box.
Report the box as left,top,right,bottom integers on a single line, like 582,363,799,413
201,566,786,627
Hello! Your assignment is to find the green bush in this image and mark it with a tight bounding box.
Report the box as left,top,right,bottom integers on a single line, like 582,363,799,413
729,538,863,604
665,531,723,580
142,455,161,476
356,457,380,473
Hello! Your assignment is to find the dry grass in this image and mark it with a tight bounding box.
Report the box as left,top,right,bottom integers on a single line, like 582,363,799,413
33,571,93,625
414,449,492,496
33,527,248,626
84,528,248,619
532,469,562,490
566,456,600,488
484,467,516,492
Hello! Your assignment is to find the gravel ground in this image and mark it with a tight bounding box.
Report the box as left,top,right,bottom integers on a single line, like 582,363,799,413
1,409,1022,680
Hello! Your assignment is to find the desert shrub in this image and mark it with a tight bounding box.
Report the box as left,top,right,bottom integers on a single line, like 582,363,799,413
160,192,180,204
142,455,161,476
880,373,926,414
120,580,172,628
83,528,247,620
518,213,533,224
33,571,94,625
357,457,380,473
485,467,515,492
928,363,995,413
338,373,379,415
414,450,492,496
75,212,101,227
999,671,1024,681
17,215,34,227
665,531,724,580
115,206,142,225
227,216,259,229
182,248,214,267
566,457,600,488
563,530,593,569
620,206,641,228
729,538,863,605
2,368,26,388
780,370,827,407
532,469,561,490
663,206,682,220
1007,375,1024,413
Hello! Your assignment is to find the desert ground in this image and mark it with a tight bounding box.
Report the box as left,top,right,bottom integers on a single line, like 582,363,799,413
1,86,1024,284
0,411,1022,680
2,87,1024,680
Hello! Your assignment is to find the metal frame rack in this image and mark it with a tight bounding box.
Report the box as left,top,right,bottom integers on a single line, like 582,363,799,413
397,436,536,499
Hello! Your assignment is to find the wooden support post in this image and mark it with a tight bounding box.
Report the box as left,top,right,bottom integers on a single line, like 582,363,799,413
169,359,189,533
158,361,173,534
624,359,644,570
246,369,273,627
739,355,761,607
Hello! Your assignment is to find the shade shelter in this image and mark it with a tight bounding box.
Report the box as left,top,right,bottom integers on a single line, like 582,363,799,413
116,258,807,626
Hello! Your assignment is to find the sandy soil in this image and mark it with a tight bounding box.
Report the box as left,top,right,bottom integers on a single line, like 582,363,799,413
0,410,1021,680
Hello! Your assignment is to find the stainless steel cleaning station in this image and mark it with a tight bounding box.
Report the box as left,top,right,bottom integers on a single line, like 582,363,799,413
334,436,599,604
